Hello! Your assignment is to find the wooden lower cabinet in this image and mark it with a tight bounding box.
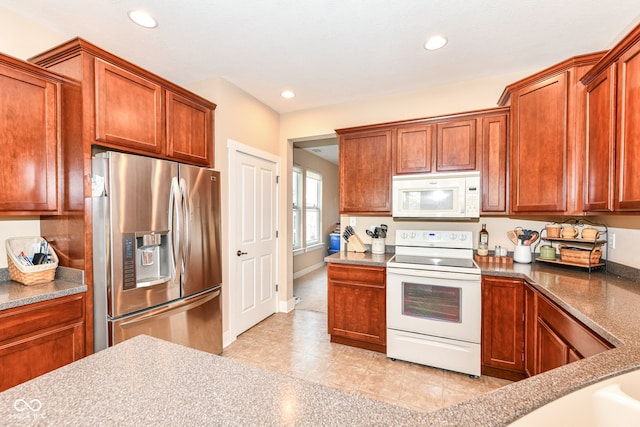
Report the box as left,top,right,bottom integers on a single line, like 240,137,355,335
530,288,613,375
0,293,86,391
483,277,613,381
481,276,526,381
327,263,386,353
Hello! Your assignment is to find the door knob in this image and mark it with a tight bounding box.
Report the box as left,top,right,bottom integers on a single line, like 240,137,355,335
236,250,248,256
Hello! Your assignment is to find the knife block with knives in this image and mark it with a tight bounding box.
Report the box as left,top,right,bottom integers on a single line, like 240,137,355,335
343,225,367,252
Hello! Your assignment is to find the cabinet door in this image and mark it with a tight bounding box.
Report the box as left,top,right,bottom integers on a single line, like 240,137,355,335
584,65,616,212
615,41,640,211
0,63,59,214
0,294,85,391
536,317,569,374
481,276,525,379
95,58,163,154
327,264,386,352
0,324,85,391
166,91,213,167
524,284,537,377
338,129,392,214
534,292,612,375
394,124,433,174
510,73,568,213
481,114,509,214
436,119,477,171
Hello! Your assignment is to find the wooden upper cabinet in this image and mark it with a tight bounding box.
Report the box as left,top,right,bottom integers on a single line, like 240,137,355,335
481,112,509,214
509,72,568,214
500,52,603,215
30,38,216,167
436,119,477,172
584,65,616,212
337,127,392,215
615,40,640,211
95,59,163,154
0,56,64,214
394,124,433,174
166,91,213,165
580,23,640,212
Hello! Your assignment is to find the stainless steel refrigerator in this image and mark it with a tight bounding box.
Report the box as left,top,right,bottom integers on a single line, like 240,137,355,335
92,151,222,354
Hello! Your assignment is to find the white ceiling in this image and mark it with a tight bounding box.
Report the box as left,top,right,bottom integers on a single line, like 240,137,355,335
1,1,639,114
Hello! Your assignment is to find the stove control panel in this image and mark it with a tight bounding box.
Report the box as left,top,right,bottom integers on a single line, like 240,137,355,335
396,229,473,249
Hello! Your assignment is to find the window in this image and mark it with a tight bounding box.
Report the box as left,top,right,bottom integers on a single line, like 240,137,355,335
292,165,303,251
292,166,323,253
305,170,322,246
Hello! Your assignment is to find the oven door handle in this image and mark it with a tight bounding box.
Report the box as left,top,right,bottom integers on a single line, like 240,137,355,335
387,267,481,281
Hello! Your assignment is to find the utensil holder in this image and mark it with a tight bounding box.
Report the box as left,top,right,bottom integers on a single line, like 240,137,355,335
371,238,385,254
513,244,532,264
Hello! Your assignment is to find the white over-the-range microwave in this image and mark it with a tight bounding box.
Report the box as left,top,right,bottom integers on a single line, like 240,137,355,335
392,171,480,219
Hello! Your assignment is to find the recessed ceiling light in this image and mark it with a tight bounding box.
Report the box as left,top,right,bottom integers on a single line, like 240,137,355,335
281,90,295,99
128,10,158,29
424,35,447,51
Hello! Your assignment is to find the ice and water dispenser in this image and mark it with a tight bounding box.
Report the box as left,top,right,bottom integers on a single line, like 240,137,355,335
122,231,172,290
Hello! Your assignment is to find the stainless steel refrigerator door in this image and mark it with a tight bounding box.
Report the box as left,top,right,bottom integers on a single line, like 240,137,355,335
110,286,222,354
94,152,181,318
179,165,222,297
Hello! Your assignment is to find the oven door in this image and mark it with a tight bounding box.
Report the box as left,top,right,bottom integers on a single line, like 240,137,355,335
386,267,481,343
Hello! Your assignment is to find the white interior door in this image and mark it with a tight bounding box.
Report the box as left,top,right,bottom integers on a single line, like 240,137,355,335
233,148,278,335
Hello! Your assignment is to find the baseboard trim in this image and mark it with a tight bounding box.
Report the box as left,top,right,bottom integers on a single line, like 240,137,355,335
279,298,295,313
293,261,326,279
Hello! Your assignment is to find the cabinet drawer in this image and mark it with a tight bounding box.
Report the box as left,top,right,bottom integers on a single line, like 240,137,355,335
0,294,85,342
536,293,612,357
327,264,385,286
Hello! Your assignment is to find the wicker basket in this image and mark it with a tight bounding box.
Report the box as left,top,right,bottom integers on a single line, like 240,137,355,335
545,225,562,238
559,245,602,265
6,237,58,285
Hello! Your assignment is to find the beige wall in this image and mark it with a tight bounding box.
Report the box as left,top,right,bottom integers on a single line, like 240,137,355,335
292,148,339,277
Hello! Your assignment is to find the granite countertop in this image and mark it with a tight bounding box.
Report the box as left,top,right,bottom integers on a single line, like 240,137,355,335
324,250,394,266
0,335,425,426
0,266,86,311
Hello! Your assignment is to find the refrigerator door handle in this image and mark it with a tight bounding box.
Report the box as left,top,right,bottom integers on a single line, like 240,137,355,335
117,287,221,327
170,176,183,278
180,177,190,269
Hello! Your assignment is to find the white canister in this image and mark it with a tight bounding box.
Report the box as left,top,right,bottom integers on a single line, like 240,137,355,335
371,238,386,254
513,244,532,263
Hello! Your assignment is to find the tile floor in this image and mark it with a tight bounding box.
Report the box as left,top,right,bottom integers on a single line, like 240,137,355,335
222,266,511,413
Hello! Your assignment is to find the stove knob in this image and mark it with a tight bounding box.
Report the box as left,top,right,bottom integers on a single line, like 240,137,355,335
459,233,467,241
449,233,457,240
409,232,416,239
401,232,408,239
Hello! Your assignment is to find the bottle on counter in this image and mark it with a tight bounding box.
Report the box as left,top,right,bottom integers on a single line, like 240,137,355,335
478,224,489,256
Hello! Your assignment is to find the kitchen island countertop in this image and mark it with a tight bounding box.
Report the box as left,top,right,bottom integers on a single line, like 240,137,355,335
0,334,424,426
